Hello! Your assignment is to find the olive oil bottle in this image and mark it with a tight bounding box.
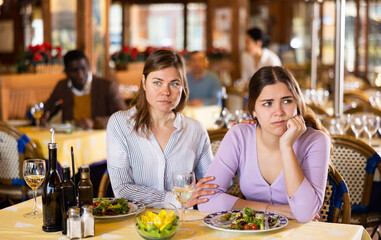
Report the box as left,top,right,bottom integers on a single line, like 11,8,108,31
78,165,93,208
42,128,62,232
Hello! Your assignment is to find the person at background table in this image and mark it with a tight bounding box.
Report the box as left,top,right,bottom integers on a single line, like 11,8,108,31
198,66,330,223
186,51,221,106
41,50,127,129
106,49,217,208
241,27,281,86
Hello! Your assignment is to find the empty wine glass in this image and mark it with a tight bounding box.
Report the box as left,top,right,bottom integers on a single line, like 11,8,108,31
23,159,46,218
171,171,196,236
30,102,44,127
363,114,380,146
351,114,364,139
335,114,351,135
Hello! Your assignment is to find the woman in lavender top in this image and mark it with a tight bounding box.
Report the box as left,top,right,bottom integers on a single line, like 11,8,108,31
198,66,330,222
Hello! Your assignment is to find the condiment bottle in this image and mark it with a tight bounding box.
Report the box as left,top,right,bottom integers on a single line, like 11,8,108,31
78,165,93,208
61,165,76,235
67,207,81,239
81,205,94,237
42,128,62,232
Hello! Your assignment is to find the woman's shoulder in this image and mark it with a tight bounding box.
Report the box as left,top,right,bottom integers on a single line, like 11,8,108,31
108,107,136,128
181,114,206,132
299,127,330,145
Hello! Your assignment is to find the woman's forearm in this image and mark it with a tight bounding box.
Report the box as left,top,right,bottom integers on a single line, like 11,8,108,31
280,145,305,197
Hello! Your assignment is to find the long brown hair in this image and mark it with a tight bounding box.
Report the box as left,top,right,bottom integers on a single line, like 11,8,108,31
132,49,189,137
247,66,329,136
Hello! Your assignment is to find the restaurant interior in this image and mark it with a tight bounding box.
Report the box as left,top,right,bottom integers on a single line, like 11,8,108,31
0,0,381,239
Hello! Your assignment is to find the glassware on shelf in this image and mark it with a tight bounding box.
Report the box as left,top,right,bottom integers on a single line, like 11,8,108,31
23,159,46,218
171,171,196,236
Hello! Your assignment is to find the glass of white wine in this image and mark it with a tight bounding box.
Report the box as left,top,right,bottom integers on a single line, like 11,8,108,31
171,171,195,236
23,159,46,218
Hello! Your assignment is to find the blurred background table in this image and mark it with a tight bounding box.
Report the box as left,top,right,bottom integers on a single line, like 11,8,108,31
182,105,221,130
0,197,371,240
17,126,106,172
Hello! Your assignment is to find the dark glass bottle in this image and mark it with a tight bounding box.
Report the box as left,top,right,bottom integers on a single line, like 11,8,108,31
42,129,62,232
78,165,93,208
60,166,76,235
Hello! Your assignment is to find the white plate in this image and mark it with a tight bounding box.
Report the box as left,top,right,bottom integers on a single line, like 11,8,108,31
93,199,145,219
203,210,288,233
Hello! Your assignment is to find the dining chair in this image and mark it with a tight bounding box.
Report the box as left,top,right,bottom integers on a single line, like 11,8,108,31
208,128,245,199
307,104,329,117
344,91,372,108
0,121,41,205
97,169,113,198
344,105,381,118
331,134,381,237
319,163,351,224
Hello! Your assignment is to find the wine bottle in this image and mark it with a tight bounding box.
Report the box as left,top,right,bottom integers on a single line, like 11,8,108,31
60,165,76,235
78,165,93,208
42,128,62,232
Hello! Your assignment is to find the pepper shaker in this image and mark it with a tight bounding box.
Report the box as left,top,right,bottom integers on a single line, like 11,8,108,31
67,207,81,239
81,205,94,237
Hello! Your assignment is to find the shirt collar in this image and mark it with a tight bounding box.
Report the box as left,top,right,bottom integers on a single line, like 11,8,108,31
173,112,183,130
67,72,93,96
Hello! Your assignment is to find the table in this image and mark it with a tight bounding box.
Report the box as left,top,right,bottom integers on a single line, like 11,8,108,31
0,198,371,240
17,126,106,172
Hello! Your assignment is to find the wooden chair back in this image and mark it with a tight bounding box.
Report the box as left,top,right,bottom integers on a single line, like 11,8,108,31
331,134,381,227
320,164,351,223
98,169,113,198
344,91,371,108
208,128,244,199
0,121,40,201
344,105,381,117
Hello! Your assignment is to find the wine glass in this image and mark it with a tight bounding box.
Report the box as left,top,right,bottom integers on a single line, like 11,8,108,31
171,171,196,236
350,114,364,139
335,114,351,135
30,102,44,127
363,115,380,146
23,159,46,218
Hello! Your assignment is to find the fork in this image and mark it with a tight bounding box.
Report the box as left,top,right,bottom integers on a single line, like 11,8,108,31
264,211,270,230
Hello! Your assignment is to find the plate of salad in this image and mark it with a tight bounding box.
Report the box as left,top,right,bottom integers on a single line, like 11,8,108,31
93,198,145,219
203,207,288,233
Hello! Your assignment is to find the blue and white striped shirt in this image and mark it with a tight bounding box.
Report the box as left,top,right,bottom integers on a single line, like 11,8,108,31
106,107,213,207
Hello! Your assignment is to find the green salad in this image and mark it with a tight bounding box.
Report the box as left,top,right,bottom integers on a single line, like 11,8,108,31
93,198,130,216
220,207,280,230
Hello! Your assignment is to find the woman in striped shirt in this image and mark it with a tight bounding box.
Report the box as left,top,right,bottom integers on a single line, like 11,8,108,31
106,49,217,208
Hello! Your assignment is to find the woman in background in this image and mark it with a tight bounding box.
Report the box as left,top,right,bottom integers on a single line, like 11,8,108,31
241,27,281,85
199,66,330,223
106,49,216,208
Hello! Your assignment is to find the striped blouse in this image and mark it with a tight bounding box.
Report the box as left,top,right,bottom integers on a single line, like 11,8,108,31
106,107,213,207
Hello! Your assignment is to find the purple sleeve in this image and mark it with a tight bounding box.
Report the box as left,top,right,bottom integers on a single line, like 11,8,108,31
198,126,242,212
288,131,330,222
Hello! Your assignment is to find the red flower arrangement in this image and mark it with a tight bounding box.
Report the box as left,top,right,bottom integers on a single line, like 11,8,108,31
206,47,230,59
25,42,62,66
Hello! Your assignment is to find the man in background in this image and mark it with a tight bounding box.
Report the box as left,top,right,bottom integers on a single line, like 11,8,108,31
41,50,126,129
187,51,221,106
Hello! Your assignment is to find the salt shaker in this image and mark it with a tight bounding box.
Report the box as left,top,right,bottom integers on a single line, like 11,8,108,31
67,207,81,239
81,205,94,237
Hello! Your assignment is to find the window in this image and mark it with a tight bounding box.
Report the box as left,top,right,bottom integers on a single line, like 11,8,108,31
51,0,76,53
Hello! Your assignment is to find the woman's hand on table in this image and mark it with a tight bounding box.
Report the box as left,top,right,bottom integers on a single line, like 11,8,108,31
185,176,217,208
